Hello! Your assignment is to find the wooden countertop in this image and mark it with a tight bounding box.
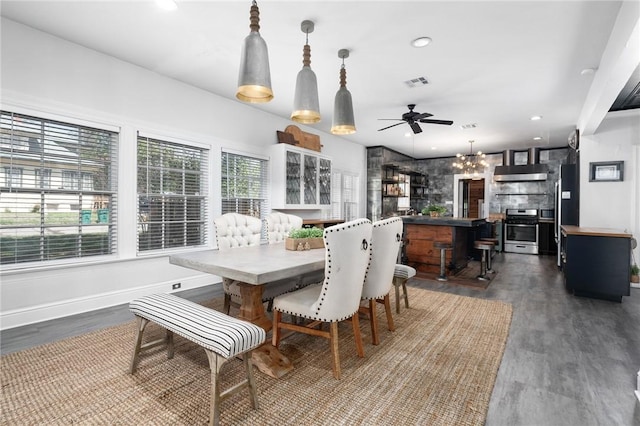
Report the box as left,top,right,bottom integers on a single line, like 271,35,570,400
561,225,632,238
401,216,486,227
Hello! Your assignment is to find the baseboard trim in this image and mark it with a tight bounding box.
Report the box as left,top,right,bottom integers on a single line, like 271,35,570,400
1,274,217,330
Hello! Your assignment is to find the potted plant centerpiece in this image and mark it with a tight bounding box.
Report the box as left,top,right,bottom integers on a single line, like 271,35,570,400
285,227,325,251
422,204,447,217
631,263,639,284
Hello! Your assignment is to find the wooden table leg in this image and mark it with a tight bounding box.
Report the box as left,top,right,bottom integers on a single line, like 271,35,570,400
235,282,293,379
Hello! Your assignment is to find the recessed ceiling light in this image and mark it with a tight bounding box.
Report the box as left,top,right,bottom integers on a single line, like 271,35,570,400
533,136,542,141
530,115,542,121
580,68,596,76
404,132,412,138
156,0,177,11
411,37,432,48
431,147,437,150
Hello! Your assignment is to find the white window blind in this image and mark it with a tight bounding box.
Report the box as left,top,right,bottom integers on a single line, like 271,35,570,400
137,134,208,252
221,151,268,222
0,110,118,265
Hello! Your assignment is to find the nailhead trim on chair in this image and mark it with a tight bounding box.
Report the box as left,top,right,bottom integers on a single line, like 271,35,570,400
274,218,372,323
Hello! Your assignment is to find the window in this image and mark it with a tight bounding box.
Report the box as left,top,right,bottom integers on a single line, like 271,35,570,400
0,110,118,266
221,151,268,222
137,134,208,252
35,169,51,189
331,170,360,221
3,167,23,188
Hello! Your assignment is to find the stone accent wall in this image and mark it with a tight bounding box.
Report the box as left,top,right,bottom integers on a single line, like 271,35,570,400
367,146,569,219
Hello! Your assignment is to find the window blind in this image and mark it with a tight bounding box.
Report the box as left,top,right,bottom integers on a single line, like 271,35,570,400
0,110,118,265
221,151,268,224
137,134,208,252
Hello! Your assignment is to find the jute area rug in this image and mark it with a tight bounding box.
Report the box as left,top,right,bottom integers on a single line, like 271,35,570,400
1,288,512,425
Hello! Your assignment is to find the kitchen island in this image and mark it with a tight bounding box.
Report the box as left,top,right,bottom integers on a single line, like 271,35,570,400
402,216,487,276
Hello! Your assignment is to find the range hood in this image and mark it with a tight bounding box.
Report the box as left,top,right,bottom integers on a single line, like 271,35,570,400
494,148,548,182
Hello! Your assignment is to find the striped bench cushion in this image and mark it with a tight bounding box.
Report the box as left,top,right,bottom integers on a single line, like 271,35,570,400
129,293,266,359
394,264,417,280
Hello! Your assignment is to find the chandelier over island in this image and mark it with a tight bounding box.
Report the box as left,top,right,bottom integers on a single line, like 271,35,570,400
452,140,488,176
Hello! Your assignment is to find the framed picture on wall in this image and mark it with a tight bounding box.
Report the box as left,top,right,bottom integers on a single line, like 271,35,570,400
589,161,624,182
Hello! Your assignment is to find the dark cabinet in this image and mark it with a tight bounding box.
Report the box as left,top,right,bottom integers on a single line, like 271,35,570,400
538,221,557,255
562,226,631,302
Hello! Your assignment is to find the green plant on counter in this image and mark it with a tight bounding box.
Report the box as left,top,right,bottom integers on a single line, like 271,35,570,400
631,263,639,276
289,227,323,239
422,204,447,215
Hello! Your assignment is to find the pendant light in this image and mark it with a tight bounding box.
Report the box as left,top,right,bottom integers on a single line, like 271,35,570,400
331,49,356,135
291,20,320,124
236,0,273,103
452,140,488,176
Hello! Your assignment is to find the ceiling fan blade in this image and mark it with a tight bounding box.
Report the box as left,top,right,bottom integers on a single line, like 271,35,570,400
413,112,433,120
419,119,454,125
377,122,406,131
409,121,422,134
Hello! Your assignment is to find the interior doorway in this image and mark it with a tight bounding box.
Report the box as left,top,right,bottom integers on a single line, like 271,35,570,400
457,178,485,218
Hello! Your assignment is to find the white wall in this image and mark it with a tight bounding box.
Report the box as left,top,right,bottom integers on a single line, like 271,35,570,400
0,19,367,329
580,111,639,231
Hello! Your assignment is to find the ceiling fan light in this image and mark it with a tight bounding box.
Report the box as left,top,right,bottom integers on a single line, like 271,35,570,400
331,49,356,135
236,1,273,103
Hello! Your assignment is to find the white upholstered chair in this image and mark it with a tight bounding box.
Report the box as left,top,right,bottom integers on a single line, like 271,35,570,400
265,212,325,289
360,217,404,345
272,218,373,379
214,213,296,314
264,212,303,244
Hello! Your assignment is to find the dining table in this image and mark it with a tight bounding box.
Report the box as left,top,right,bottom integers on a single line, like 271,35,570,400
169,242,326,378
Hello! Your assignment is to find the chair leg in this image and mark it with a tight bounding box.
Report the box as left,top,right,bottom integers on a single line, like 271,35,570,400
223,293,231,315
129,316,149,374
351,314,365,358
166,329,174,359
394,278,401,314
402,281,410,309
383,294,395,332
329,322,341,380
369,299,380,345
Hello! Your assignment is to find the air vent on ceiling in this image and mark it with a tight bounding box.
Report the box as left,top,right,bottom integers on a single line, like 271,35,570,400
461,123,478,129
404,77,429,88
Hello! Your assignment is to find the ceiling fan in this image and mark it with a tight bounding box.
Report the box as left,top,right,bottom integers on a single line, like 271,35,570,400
378,104,453,134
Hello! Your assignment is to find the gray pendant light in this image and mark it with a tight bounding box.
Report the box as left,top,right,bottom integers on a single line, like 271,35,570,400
291,20,320,124
331,49,356,135
236,0,273,103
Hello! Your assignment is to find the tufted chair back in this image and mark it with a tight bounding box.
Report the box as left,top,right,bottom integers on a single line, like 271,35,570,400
265,212,303,244
214,213,262,251
312,218,372,321
361,217,404,300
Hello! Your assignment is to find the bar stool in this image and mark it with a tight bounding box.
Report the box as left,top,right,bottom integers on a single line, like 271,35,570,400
393,264,416,313
480,237,499,273
474,240,495,281
433,241,453,281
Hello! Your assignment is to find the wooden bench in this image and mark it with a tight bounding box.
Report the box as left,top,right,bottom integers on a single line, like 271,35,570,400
128,293,266,426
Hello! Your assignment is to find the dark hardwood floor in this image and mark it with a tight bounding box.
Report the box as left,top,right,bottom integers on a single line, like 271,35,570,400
2,252,639,425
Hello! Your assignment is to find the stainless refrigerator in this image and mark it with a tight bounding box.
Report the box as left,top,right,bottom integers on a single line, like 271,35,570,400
555,164,579,266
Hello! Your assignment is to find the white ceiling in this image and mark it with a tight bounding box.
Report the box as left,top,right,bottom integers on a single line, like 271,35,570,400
0,0,624,158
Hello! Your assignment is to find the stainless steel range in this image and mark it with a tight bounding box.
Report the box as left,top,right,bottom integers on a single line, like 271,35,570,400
504,209,539,254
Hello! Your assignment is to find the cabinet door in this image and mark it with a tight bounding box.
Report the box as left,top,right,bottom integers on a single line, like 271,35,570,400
319,158,331,205
286,150,301,205
303,155,317,205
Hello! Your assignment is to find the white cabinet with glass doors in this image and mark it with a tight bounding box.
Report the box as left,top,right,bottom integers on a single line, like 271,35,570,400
270,144,331,209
